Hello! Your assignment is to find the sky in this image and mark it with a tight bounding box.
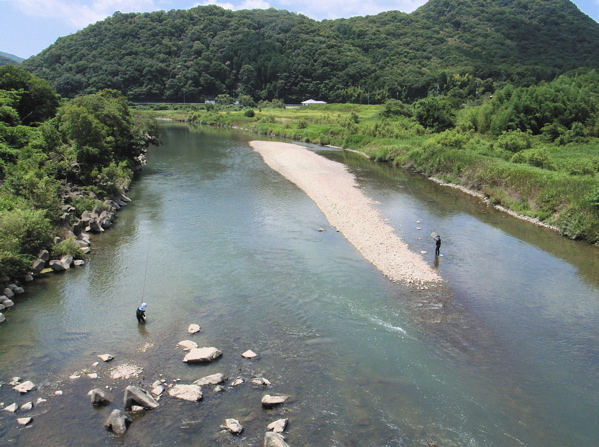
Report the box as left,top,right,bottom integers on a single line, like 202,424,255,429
1,0,598,59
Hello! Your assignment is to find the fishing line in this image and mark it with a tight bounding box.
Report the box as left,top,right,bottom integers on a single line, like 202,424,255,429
140,236,151,302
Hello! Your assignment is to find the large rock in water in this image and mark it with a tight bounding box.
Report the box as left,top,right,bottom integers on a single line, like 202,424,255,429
31,259,46,274
167,384,203,402
89,388,111,406
123,385,159,410
261,395,289,409
60,254,73,268
178,340,198,351
194,373,227,386
13,381,36,394
188,323,201,334
38,250,50,262
224,418,243,434
267,418,288,433
104,409,131,434
264,432,290,447
183,347,222,363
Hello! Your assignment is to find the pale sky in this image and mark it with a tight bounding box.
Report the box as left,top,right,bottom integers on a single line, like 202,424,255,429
1,0,598,59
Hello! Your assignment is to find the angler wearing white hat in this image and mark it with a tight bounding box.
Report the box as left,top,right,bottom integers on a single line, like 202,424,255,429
136,302,147,323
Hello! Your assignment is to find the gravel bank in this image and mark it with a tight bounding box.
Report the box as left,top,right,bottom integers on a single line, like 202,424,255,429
250,141,442,285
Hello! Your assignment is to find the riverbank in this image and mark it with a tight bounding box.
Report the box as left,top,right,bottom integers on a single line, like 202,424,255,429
250,141,442,286
135,104,599,246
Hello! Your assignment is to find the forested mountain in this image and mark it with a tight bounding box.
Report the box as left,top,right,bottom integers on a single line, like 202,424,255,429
22,0,599,103
0,52,23,66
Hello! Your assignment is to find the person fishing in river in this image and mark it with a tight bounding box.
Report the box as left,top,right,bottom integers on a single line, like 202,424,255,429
136,302,147,323
435,235,442,256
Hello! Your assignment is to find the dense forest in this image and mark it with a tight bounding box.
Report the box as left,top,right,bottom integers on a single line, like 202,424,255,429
0,53,21,67
22,0,599,103
0,65,158,278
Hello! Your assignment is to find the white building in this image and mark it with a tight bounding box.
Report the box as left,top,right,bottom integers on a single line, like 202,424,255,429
301,99,328,105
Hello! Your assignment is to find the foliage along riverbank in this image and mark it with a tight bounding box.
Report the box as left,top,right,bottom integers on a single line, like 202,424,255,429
136,71,599,246
0,65,159,287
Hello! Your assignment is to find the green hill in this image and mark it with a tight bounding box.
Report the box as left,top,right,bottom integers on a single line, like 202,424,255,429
22,0,599,102
0,51,24,66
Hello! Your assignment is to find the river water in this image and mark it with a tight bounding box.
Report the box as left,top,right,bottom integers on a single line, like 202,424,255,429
1,122,598,446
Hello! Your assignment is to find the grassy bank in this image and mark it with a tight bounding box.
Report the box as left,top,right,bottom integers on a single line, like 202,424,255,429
134,102,599,245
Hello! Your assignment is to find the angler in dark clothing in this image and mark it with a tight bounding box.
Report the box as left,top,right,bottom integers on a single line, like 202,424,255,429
136,302,147,323
435,236,441,256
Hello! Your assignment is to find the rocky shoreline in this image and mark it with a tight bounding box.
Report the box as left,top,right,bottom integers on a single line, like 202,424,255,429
0,190,133,325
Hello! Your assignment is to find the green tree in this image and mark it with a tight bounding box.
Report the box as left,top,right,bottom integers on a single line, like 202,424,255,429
381,99,412,118
216,94,235,105
414,96,455,132
0,65,59,125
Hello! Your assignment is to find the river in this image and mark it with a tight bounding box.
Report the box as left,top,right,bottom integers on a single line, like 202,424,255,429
1,122,598,446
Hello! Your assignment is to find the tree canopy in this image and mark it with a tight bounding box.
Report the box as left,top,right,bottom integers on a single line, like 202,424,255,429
0,66,158,277
22,0,599,103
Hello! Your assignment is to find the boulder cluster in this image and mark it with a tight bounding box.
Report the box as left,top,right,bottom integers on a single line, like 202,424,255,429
96,322,293,445
2,323,293,446
0,283,21,323
0,377,44,428
0,192,131,325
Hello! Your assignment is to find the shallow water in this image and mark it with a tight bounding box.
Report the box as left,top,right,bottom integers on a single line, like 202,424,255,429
1,122,598,446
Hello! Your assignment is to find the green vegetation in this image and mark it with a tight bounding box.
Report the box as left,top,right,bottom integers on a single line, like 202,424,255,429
142,70,598,244
0,52,23,67
0,66,158,278
0,52,24,65
6,0,599,254
22,0,599,104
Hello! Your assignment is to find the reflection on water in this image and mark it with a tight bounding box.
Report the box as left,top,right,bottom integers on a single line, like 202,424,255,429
1,123,598,446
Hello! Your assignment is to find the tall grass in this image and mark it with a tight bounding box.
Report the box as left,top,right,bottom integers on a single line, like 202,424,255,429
140,104,599,244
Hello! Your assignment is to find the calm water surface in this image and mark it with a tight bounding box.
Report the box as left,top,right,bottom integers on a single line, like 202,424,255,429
1,122,598,446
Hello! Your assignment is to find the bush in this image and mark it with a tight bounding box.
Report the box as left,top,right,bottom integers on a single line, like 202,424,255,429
51,237,85,258
497,130,532,152
414,96,455,132
429,129,471,150
585,186,599,209
0,208,53,257
238,95,256,107
215,94,234,105
244,109,255,117
0,249,30,278
381,99,413,118
511,149,556,170
71,194,103,215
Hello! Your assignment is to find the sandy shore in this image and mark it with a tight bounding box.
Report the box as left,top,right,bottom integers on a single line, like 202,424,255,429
250,141,441,286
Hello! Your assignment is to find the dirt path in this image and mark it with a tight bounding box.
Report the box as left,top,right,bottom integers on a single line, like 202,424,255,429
250,141,442,286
